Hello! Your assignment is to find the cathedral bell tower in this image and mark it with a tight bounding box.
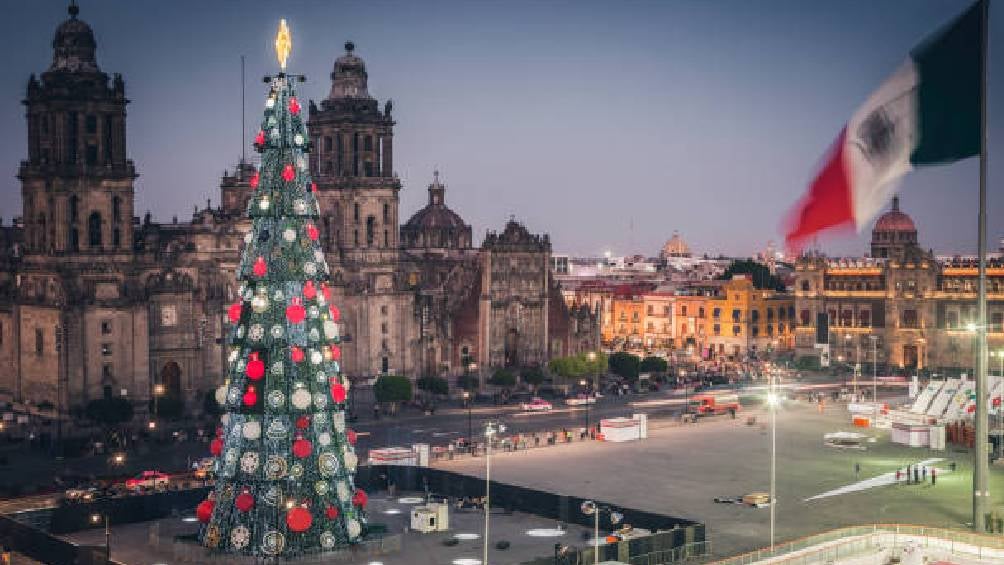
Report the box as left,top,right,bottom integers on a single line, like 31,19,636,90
19,3,137,257
307,41,399,260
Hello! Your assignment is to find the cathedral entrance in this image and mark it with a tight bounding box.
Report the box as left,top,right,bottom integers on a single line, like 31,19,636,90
903,345,919,370
159,361,182,398
504,329,519,367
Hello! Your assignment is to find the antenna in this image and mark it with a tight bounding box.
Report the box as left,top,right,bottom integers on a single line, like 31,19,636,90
240,55,246,164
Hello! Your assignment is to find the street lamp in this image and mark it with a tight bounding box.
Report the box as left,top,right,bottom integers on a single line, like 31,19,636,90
581,500,623,564
152,383,165,430
90,513,110,562
462,391,472,449
587,351,598,390
766,368,780,552
579,379,590,433
868,335,878,406
483,419,505,565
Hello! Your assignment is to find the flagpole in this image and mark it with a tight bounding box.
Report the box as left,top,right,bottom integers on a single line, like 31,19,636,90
973,0,990,533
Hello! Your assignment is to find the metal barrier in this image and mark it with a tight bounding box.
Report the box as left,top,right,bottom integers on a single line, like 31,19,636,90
707,524,1004,565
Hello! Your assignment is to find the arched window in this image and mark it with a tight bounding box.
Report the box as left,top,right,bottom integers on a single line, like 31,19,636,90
88,212,102,247
353,203,360,223
801,280,810,292
69,194,79,223
37,214,46,249
383,203,389,224
69,228,79,251
366,216,375,246
112,196,121,223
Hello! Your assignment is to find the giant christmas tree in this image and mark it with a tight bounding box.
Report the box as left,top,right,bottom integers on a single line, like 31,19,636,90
198,20,367,557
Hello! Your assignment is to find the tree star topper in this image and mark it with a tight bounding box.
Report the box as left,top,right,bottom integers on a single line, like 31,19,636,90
275,19,291,70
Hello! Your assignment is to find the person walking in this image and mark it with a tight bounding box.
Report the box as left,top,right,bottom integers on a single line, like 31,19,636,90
931,467,937,485
922,466,927,483
906,465,912,484
913,466,920,484
854,462,861,479
895,469,901,482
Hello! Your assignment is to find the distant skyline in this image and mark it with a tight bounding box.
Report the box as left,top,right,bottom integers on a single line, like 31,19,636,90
0,0,1001,258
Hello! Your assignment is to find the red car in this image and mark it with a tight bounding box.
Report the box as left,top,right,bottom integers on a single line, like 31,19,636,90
125,470,170,491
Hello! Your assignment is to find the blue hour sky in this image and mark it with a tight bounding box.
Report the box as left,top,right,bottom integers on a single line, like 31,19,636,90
0,0,1001,258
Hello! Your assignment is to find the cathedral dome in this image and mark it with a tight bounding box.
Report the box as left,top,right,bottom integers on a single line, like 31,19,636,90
401,171,472,249
661,231,691,258
328,41,371,99
50,4,100,73
873,196,916,232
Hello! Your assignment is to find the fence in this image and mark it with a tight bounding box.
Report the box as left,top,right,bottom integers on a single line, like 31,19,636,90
707,524,1004,565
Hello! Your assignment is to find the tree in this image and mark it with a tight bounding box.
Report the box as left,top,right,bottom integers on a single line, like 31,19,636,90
608,352,641,381
548,352,607,384
416,375,449,396
488,368,517,389
718,259,786,291
374,375,413,410
149,396,184,420
521,366,546,389
640,356,668,374
84,397,134,427
197,63,367,556
456,374,480,392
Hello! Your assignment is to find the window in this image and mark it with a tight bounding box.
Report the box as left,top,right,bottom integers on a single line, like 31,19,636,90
35,328,44,354
778,322,785,333
383,203,389,223
992,312,1003,333
112,197,121,222
647,305,654,315
384,229,389,248
632,312,639,322
902,309,918,329
381,322,388,334
101,343,112,356
69,228,79,251
366,216,375,246
752,326,759,337
324,136,332,152
946,311,959,329
859,310,871,327
801,280,810,291
381,356,389,374
663,306,670,316
767,308,774,320
354,230,359,246
85,114,97,134
380,305,388,315
681,306,687,317
800,309,811,326
86,144,97,165
88,212,102,247
112,228,121,247
713,307,721,319
750,310,759,323
102,364,113,378
353,203,360,222
713,324,721,336
732,309,741,323
101,320,112,334
69,195,79,222
733,325,741,336
698,307,705,318
0,321,3,346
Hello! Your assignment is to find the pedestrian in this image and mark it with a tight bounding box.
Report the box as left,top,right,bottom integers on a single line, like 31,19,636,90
913,466,920,484
922,466,927,482
931,467,937,485
950,461,957,472
895,469,901,482
905,465,911,484
854,462,861,479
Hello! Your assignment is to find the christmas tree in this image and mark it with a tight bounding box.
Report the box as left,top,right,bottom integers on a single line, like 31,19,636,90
197,20,367,557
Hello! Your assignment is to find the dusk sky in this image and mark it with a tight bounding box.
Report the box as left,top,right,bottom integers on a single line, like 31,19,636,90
1,0,1001,258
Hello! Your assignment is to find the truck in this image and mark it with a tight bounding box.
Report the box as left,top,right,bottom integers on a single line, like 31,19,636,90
687,393,740,416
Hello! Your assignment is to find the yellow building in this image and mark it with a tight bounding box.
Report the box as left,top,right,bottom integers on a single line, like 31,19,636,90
706,277,794,359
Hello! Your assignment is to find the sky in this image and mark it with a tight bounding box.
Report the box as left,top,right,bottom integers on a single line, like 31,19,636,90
0,0,1001,258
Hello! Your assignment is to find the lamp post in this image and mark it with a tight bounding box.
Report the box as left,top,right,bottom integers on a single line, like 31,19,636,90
151,383,165,431
579,379,590,433
463,391,472,450
869,335,878,406
484,419,505,565
90,513,110,562
581,500,623,564
587,351,598,391
766,366,779,552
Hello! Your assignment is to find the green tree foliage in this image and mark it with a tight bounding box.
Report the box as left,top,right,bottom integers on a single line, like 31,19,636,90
718,259,786,291
456,374,480,391
521,366,546,388
84,397,134,427
548,352,606,383
639,355,668,374
416,375,449,396
608,352,641,381
149,396,184,420
794,356,822,371
488,368,517,389
374,375,413,406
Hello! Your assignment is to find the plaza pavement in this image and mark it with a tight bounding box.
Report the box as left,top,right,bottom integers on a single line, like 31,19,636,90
438,400,1004,558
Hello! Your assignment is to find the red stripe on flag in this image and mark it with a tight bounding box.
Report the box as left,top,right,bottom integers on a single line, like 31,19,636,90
783,128,855,252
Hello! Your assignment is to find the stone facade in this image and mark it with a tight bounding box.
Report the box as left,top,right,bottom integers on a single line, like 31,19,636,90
0,7,597,419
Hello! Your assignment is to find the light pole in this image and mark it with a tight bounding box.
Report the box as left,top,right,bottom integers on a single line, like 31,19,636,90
90,513,110,562
766,366,779,552
463,391,472,450
581,500,623,564
869,335,878,406
484,419,505,565
151,383,165,431
587,351,598,391
579,379,590,433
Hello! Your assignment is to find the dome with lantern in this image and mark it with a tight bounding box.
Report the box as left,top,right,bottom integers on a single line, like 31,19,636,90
660,231,692,259
401,170,472,250
50,4,100,74
870,196,919,259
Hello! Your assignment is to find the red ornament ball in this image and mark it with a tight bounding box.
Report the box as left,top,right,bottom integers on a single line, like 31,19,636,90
290,346,305,363
227,302,242,323
209,438,223,456
196,499,215,523
295,415,310,430
289,97,301,115
286,506,312,533
282,164,296,182
321,283,332,302
306,224,319,241
330,345,342,362
352,489,368,508
235,491,254,512
254,130,265,146
285,298,306,324
243,385,258,407
249,171,260,189
252,256,267,277
302,280,317,300
330,382,346,404
346,429,358,446
311,181,318,193
292,437,312,459
246,353,265,381
325,505,339,520
329,305,341,322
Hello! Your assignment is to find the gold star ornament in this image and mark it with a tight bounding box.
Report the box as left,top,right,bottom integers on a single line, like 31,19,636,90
275,19,291,70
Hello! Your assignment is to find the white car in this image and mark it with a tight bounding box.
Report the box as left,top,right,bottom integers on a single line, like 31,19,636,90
565,394,597,406
521,398,553,411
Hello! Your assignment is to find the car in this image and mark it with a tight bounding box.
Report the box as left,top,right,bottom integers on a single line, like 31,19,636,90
192,457,216,479
520,398,553,411
63,486,101,503
125,470,170,491
565,394,597,406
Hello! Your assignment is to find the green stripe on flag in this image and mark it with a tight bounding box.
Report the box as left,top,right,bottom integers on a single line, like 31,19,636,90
909,1,982,165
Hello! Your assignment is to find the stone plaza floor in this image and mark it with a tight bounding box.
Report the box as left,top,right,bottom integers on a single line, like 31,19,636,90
439,398,1004,559
61,492,591,565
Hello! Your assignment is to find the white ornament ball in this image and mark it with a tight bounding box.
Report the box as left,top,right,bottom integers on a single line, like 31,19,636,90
324,320,338,339
244,232,253,244
310,350,323,365
318,432,331,446
265,97,275,109
259,196,270,211
220,413,230,426
283,228,296,242
291,388,311,410
346,519,362,539
336,481,350,501
215,385,228,406
344,451,358,471
243,421,261,440
294,133,304,146
333,412,346,433
303,262,317,276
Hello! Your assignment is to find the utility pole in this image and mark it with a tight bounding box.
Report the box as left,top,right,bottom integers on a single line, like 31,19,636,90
973,0,990,533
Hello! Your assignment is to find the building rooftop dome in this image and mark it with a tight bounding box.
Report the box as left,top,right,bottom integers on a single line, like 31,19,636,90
403,171,468,231
661,231,691,258
328,41,371,99
50,3,100,74
873,196,916,233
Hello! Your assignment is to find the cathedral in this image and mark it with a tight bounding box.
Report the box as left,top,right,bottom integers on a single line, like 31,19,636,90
0,5,597,418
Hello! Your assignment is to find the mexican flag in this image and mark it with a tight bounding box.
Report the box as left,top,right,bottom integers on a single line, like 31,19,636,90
784,2,983,250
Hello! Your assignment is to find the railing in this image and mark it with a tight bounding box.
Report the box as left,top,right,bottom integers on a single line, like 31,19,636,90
706,524,1004,565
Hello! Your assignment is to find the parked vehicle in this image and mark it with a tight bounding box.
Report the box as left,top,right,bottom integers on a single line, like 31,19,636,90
192,457,216,479
63,486,100,503
565,394,597,406
520,398,553,411
687,393,740,416
125,470,170,491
